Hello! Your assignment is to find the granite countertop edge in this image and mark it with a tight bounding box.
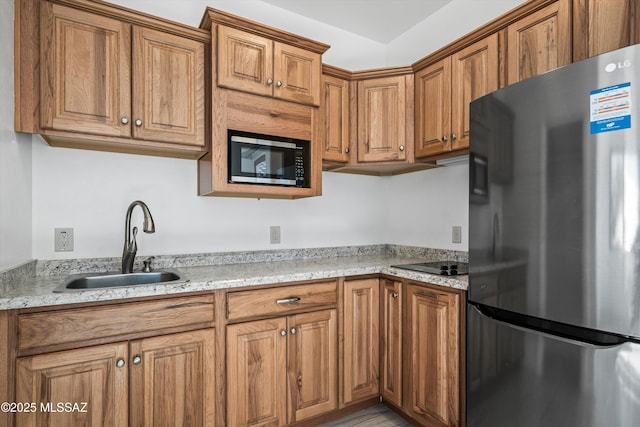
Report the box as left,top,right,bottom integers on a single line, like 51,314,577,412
0,249,468,310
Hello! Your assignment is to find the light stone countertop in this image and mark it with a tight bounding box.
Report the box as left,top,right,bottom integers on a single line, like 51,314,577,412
0,252,468,310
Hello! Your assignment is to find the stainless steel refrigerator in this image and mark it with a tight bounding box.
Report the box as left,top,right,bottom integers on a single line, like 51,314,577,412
468,44,640,426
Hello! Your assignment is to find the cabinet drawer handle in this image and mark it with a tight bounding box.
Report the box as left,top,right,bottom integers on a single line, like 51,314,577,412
276,80,282,87
391,292,399,299
135,119,142,126
442,136,448,142
451,133,457,140
280,329,287,337
417,291,440,299
267,78,274,85
290,327,297,335
132,356,142,365
276,297,301,304
399,145,405,152
121,117,129,125
116,359,125,368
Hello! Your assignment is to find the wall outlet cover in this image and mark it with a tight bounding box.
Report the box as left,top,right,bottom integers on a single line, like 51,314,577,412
54,227,74,252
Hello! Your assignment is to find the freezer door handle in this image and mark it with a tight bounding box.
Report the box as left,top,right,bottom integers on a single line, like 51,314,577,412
471,303,634,349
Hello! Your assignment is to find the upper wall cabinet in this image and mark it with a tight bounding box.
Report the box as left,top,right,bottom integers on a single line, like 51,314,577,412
414,34,498,159
16,0,209,159
217,26,322,106
320,67,351,164
357,74,413,163
573,0,640,60
506,0,571,85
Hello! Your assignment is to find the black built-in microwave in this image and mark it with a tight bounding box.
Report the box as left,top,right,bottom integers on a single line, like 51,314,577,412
228,130,310,187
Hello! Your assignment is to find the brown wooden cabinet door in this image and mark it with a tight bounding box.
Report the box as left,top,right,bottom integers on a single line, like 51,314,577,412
321,74,350,163
40,2,131,138
288,309,337,422
574,0,640,59
15,342,128,427
414,58,452,158
132,27,205,147
217,25,273,98
506,0,571,85
405,284,461,427
129,329,215,427
381,279,402,408
357,76,407,162
227,318,288,427
274,42,322,106
451,34,499,152
342,278,379,405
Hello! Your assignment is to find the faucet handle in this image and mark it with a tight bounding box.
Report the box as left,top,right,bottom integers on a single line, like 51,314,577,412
142,256,155,273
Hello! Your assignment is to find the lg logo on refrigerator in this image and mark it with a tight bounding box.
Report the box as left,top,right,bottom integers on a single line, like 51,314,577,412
605,60,632,72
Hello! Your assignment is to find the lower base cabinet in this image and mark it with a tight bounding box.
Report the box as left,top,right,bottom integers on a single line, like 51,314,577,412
404,283,462,427
15,328,216,427
226,309,337,426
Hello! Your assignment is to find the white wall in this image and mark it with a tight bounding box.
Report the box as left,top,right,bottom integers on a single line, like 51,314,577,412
0,0,33,270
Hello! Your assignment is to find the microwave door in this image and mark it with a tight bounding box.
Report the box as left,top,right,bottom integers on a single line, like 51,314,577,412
230,138,297,186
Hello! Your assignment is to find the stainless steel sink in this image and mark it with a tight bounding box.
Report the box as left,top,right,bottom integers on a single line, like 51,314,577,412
54,270,185,292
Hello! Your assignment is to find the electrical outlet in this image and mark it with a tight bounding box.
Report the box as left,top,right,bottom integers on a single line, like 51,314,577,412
452,226,462,244
54,227,74,252
270,226,281,244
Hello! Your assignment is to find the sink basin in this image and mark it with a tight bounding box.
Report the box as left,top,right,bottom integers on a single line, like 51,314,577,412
54,270,185,292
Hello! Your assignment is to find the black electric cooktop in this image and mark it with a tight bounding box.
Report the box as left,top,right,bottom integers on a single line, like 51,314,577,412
391,261,468,276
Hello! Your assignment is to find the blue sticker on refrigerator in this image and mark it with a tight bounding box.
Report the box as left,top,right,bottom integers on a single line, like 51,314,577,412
590,82,631,134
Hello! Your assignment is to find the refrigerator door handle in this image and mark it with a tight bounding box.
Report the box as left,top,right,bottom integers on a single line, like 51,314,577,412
472,303,633,349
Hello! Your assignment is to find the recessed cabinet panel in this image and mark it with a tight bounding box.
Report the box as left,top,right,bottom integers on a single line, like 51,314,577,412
133,27,205,146
15,342,129,427
274,42,321,106
415,59,451,158
217,25,273,97
381,280,402,408
321,74,350,163
227,318,288,427
451,33,499,151
40,2,131,138
357,77,406,162
507,0,571,84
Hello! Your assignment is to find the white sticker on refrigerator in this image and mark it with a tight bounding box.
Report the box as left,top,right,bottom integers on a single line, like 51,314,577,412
590,82,631,134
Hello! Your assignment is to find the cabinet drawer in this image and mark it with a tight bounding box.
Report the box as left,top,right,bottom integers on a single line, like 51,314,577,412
18,294,215,352
227,281,337,321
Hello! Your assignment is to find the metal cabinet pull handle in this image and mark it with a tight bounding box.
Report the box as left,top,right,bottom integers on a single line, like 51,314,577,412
280,330,287,337
267,78,274,85
417,291,440,299
276,80,282,87
132,356,142,365
290,327,297,335
121,117,129,125
135,119,142,126
276,297,301,304
391,292,399,299
442,136,448,142
399,145,405,151
116,359,125,368
345,147,350,154
451,133,457,140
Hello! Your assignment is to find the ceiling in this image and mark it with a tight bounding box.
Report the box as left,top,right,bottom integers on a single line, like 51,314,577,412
259,0,451,43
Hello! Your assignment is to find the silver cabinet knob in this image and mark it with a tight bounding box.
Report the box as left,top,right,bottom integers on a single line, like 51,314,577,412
280,330,287,337
135,119,142,126
391,292,399,299
267,78,274,85
442,136,448,142
345,147,350,154
451,133,457,140
276,80,282,87
121,117,129,125
290,327,297,335
132,356,142,365
399,145,405,151
116,359,125,368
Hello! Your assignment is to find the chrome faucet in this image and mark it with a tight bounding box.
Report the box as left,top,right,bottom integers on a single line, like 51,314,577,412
122,201,155,274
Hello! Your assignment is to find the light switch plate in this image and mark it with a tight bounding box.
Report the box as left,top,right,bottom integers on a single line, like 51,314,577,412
270,226,281,244
452,226,462,244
